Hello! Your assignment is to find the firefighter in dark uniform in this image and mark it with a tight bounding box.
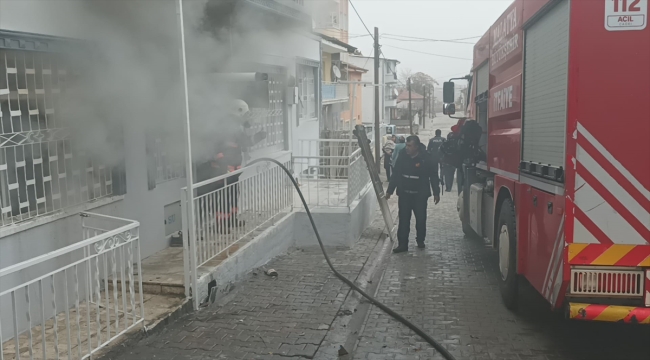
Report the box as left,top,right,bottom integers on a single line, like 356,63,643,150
427,129,445,189
196,99,266,231
386,135,440,253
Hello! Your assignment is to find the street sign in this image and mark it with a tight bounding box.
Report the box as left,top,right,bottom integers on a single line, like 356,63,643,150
605,0,647,31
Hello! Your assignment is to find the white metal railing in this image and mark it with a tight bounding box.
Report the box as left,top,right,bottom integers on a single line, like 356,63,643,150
347,149,371,205
0,212,142,360
182,160,293,308
293,139,371,208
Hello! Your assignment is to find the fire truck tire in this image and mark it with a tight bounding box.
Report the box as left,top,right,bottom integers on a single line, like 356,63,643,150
497,198,518,310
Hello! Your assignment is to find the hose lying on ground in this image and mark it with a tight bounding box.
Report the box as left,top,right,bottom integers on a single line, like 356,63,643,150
249,158,458,360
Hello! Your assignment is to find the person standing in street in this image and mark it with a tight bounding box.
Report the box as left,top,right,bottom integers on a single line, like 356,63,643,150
427,129,445,186
386,136,440,253
382,135,396,182
442,132,456,192
391,136,406,170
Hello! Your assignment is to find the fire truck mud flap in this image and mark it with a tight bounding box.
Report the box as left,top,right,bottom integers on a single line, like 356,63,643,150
567,303,650,324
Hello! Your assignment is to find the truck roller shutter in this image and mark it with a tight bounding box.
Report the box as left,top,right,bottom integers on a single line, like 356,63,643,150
475,63,489,97
522,0,570,173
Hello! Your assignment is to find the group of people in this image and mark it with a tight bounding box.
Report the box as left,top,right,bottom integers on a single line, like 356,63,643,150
381,129,459,253
382,130,456,192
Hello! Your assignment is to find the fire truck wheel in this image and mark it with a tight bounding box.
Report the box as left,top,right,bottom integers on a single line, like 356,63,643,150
497,198,518,310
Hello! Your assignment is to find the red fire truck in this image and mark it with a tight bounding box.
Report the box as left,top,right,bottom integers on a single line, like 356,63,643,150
443,0,650,323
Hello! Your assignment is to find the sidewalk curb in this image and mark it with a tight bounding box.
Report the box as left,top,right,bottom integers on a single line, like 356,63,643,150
314,208,396,359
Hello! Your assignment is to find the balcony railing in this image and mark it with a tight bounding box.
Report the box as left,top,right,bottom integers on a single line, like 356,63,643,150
322,82,349,104
182,160,294,308
293,139,372,208
0,213,142,360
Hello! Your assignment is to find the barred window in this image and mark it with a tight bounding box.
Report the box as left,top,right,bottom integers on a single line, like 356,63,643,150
0,49,117,227
248,74,286,153
146,132,185,190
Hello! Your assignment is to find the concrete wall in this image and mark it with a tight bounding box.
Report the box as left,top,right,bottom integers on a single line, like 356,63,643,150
293,184,376,249
196,212,295,304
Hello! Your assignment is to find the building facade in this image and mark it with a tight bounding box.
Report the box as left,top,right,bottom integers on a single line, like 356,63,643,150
308,0,349,43
347,56,400,125
0,0,321,341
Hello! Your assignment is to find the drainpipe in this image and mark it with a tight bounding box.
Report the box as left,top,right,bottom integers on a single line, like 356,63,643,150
318,40,323,132
176,0,199,310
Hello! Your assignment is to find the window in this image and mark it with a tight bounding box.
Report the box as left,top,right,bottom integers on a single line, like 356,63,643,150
297,65,317,122
146,132,185,190
0,49,119,227
385,61,393,75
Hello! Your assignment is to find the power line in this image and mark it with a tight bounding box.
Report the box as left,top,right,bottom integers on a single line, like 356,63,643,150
361,47,374,71
382,35,476,45
347,0,393,77
383,34,482,42
433,72,471,81
349,0,374,41
382,44,472,60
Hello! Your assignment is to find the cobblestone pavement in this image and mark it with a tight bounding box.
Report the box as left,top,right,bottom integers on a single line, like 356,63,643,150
353,182,650,360
105,207,390,360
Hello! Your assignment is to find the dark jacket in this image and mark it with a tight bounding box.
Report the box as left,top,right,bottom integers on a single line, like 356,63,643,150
195,125,265,193
427,135,445,163
387,143,440,198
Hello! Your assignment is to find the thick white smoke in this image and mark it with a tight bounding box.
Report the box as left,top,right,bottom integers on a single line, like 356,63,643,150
26,0,303,167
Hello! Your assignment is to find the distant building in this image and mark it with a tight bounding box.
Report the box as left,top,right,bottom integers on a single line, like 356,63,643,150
347,56,400,125
307,0,349,43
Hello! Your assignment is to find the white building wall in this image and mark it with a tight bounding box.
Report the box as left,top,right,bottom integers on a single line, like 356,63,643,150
239,31,321,159
0,0,321,261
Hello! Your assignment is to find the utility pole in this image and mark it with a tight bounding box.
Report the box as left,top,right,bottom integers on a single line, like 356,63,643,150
422,85,426,130
431,86,434,118
408,77,413,135
373,27,380,171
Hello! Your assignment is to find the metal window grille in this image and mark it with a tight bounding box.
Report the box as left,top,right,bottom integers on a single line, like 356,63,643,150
0,49,114,227
249,74,286,153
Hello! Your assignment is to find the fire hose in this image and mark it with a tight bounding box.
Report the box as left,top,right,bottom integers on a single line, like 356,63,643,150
249,158,457,360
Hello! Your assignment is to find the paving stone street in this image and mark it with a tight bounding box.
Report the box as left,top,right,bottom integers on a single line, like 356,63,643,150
353,183,650,360
103,207,392,360
103,119,650,360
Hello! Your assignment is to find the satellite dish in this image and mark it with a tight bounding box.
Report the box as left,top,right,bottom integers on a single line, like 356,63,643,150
332,65,342,80
393,88,399,97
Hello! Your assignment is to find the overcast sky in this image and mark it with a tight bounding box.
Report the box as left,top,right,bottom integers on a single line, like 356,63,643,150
347,0,512,86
